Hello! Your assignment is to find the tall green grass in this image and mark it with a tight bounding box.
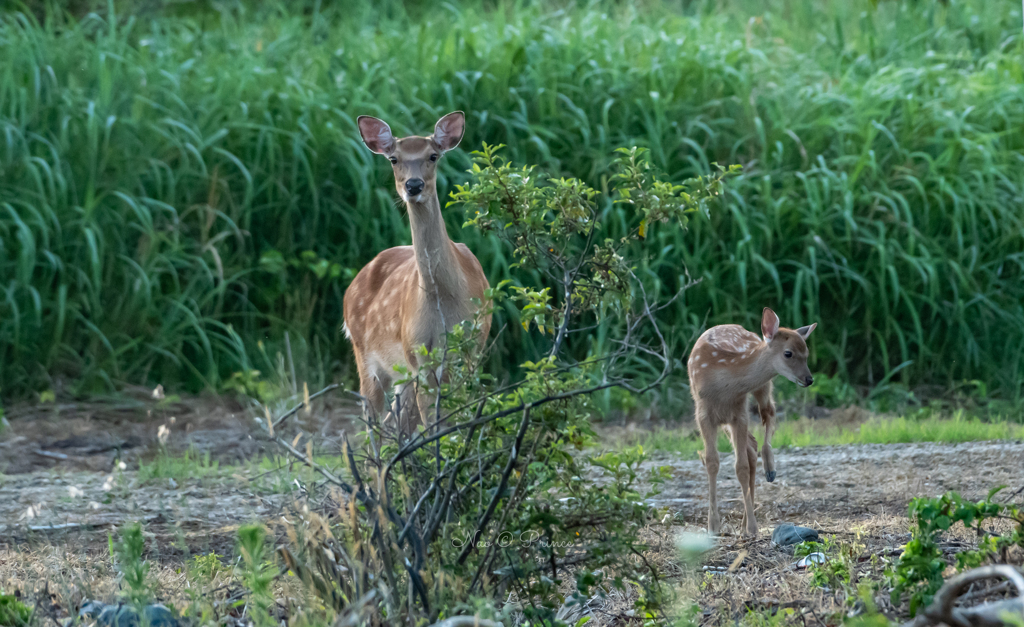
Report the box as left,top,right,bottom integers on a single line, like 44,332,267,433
0,0,1022,397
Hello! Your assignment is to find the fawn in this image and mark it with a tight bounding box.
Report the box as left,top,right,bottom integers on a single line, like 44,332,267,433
344,111,491,432
687,307,817,536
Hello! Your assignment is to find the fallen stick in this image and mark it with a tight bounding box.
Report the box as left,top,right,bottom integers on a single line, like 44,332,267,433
34,449,69,460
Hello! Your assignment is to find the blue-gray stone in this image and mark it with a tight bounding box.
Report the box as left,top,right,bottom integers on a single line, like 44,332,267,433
73,602,177,627
771,523,819,546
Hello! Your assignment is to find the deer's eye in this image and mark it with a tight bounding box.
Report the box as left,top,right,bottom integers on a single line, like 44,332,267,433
389,157,398,165
784,350,793,359
429,153,439,162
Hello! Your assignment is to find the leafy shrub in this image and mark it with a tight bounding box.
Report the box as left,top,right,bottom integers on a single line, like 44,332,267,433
264,146,729,624
889,488,1024,616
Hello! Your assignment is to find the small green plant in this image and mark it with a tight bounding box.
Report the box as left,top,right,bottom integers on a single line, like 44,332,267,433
137,447,220,484
188,553,224,582
889,488,1024,616
222,370,279,405
0,594,32,627
844,583,892,627
114,522,153,606
742,607,798,627
236,525,277,627
794,534,860,591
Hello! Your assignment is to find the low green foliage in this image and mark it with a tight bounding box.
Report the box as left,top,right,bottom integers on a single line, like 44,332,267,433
794,534,861,590
236,525,277,627
0,594,32,627
113,521,153,606
137,447,220,484
187,553,224,582
889,488,1024,616
617,413,1024,457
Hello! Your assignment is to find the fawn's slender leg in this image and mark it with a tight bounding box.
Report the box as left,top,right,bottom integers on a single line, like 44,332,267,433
728,415,759,537
746,431,758,517
697,404,722,535
753,382,777,482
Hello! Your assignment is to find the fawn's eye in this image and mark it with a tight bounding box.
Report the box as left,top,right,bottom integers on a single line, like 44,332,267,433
389,157,398,165
429,153,439,162
784,350,793,358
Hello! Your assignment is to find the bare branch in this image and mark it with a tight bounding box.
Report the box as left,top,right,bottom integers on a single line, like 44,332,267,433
902,565,1024,627
456,404,533,565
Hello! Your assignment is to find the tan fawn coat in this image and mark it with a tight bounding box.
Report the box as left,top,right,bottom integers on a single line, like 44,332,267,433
688,307,816,536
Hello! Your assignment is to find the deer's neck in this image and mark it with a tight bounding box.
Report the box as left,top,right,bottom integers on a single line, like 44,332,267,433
741,343,777,391
406,192,465,305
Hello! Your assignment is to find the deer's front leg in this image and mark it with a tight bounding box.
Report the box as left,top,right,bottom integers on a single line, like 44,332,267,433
753,383,777,483
414,363,444,431
728,420,759,537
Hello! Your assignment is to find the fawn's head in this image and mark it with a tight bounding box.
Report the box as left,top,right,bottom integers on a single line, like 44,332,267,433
761,307,817,387
357,111,466,204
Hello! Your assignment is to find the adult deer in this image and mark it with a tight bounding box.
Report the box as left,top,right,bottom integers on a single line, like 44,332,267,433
687,307,817,537
344,111,491,432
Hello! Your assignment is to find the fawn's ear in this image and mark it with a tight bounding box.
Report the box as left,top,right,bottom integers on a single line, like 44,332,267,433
433,111,465,154
761,308,780,342
357,116,395,155
796,322,817,340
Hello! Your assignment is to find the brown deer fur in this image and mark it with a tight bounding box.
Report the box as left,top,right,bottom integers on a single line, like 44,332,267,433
344,112,491,432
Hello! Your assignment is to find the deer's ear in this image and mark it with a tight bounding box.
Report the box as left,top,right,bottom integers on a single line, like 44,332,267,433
796,322,817,340
433,111,465,154
761,308,780,342
357,116,395,155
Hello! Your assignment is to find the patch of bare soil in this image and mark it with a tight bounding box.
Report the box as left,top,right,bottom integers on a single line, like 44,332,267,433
644,440,1024,624
2,397,1022,625
649,439,1024,529
0,388,362,474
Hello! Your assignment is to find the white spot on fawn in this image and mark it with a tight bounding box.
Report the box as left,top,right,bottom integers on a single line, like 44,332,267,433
701,363,708,368
712,351,718,357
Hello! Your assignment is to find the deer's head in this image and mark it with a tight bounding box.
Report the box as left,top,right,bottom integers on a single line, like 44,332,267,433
357,111,465,204
761,307,817,388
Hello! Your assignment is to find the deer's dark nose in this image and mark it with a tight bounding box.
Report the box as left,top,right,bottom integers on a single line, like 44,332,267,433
405,178,424,196
804,375,814,387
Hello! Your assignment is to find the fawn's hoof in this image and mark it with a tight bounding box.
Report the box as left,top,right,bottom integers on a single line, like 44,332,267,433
765,469,776,483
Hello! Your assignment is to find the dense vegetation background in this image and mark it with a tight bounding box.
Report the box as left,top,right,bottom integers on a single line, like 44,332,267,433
0,0,1022,403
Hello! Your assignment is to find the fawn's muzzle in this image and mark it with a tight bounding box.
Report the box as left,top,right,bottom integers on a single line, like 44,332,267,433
804,375,814,387
405,178,425,196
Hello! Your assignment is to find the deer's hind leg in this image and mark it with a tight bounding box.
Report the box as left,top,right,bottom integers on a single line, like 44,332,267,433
726,411,759,537
744,431,758,529
753,382,777,483
696,402,722,535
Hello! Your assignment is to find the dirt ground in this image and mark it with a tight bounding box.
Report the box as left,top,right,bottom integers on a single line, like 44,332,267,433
1,393,1022,625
